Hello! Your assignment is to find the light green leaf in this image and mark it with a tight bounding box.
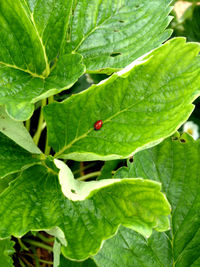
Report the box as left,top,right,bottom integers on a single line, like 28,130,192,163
44,38,200,161
0,238,15,267
0,133,41,178
95,133,200,266
0,106,40,153
66,0,173,73
0,161,170,260
53,239,97,267
24,0,73,65
0,0,85,120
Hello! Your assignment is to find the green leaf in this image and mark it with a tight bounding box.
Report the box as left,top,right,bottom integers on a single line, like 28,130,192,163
66,0,173,73
0,160,170,260
44,38,200,161
0,53,85,121
0,106,40,153
182,5,200,42
53,239,97,267
93,226,172,267
98,160,121,180
0,0,85,120
0,238,15,267
0,133,41,178
95,133,200,266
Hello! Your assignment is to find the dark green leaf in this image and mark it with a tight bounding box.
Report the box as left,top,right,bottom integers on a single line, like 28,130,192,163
0,238,15,267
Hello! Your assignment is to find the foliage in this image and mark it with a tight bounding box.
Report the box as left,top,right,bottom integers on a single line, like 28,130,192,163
0,0,199,266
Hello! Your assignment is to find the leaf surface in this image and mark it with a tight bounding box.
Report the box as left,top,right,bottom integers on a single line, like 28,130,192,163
0,160,170,260
0,0,85,120
0,133,41,178
0,238,15,267
94,133,200,266
67,0,172,73
44,38,200,161
0,106,40,153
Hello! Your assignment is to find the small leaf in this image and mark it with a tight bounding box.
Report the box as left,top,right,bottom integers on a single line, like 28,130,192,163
0,133,41,178
66,0,173,73
44,38,200,161
0,106,40,154
0,162,170,260
0,238,15,267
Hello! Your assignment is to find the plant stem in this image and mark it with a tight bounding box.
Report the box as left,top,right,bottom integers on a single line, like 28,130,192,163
23,239,53,252
39,259,53,265
77,171,101,181
32,247,40,267
48,95,54,104
19,258,27,267
73,163,96,175
36,232,55,243
17,238,29,251
25,119,31,132
33,99,47,145
44,135,51,155
20,256,34,267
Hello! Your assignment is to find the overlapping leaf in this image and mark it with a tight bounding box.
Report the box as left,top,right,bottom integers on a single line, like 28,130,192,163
66,0,172,73
0,106,40,153
94,133,200,266
0,157,170,260
0,0,85,120
0,133,41,178
93,226,172,267
0,238,15,267
44,38,200,161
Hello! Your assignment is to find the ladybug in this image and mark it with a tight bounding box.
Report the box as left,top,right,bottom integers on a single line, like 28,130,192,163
94,120,103,130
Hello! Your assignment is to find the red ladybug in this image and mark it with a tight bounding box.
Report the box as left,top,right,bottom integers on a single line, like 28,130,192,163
94,120,103,130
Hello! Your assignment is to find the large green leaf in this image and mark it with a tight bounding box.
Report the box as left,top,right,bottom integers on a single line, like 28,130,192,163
0,106,40,153
0,0,85,120
94,133,200,266
94,226,172,267
0,133,41,178
66,0,172,73
0,238,15,267
44,38,200,161
0,159,170,260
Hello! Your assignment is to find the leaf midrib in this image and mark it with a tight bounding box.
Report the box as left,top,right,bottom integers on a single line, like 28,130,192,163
54,63,199,158
20,0,50,77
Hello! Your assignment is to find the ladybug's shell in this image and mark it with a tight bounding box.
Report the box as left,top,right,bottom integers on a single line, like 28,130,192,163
94,120,103,130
